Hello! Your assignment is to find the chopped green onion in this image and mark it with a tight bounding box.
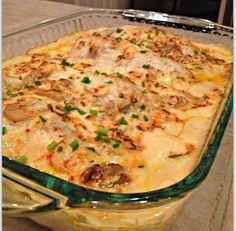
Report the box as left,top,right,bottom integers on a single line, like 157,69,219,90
143,115,149,122
70,139,79,151
89,109,98,116
106,80,113,84
132,114,139,119
116,72,123,78
130,38,137,44
116,37,122,42
34,81,41,86
142,64,150,69
193,49,200,55
47,140,58,151
57,146,63,152
142,89,148,94
112,141,121,149
95,128,107,136
2,126,7,135
6,90,12,96
95,70,100,75
39,115,46,123
61,58,74,67
77,108,86,115
63,104,73,114
140,50,147,54
81,76,91,84
116,28,123,33
15,155,28,164
118,117,128,125
101,72,107,76
24,84,30,89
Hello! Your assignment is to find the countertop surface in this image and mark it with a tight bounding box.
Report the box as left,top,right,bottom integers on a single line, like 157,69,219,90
3,0,232,230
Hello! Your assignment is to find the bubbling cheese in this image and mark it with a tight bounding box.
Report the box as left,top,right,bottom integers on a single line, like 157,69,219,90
2,25,232,193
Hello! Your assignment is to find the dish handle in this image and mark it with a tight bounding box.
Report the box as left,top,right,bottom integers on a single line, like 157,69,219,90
3,169,66,216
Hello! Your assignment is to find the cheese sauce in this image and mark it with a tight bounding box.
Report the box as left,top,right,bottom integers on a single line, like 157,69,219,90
2,25,232,193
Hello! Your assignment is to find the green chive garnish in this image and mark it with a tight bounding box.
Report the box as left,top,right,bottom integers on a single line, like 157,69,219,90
116,28,123,33
2,126,7,135
81,76,91,84
118,117,128,125
142,64,150,69
101,72,107,76
130,38,137,44
63,104,73,114
106,80,113,84
95,128,110,143
34,81,41,86
6,90,12,96
112,141,121,148
117,72,123,78
39,115,46,123
193,49,200,55
15,155,28,164
95,70,100,75
24,84,30,89
70,139,79,151
77,108,86,115
140,50,147,54
61,58,74,67
89,109,98,116
116,37,122,42
132,114,139,119
143,115,149,121
47,140,58,151
57,146,63,152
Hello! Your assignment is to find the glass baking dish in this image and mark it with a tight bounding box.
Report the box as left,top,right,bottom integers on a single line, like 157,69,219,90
3,9,233,231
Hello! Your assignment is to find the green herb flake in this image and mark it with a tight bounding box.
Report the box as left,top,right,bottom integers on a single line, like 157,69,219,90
154,82,159,88
77,108,86,115
95,128,107,136
15,155,28,164
95,128,110,143
117,72,123,78
57,146,63,152
101,72,107,76
132,114,139,119
2,126,7,135
142,89,148,94
142,64,150,69
24,84,30,89
81,76,91,84
34,81,41,86
147,33,152,39
118,117,128,125
6,90,12,96
47,140,58,151
39,115,46,123
143,115,149,122
116,28,123,33
106,80,113,84
130,38,137,44
95,70,100,75
61,58,74,67
140,50,147,54
116,37,123,42
63,104,73,114
89,109,98,116
70,139,79,151
193,49,200,55
112,140,121,149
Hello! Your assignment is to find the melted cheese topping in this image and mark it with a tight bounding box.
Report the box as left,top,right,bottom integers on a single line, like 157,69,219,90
2,25,232,193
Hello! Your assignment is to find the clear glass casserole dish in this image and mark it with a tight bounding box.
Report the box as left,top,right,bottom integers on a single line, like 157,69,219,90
3,9,233,231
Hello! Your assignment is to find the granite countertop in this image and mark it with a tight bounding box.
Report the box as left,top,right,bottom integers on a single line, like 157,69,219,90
3,1,232,230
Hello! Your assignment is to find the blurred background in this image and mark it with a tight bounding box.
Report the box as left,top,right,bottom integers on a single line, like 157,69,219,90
48,0,233,26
